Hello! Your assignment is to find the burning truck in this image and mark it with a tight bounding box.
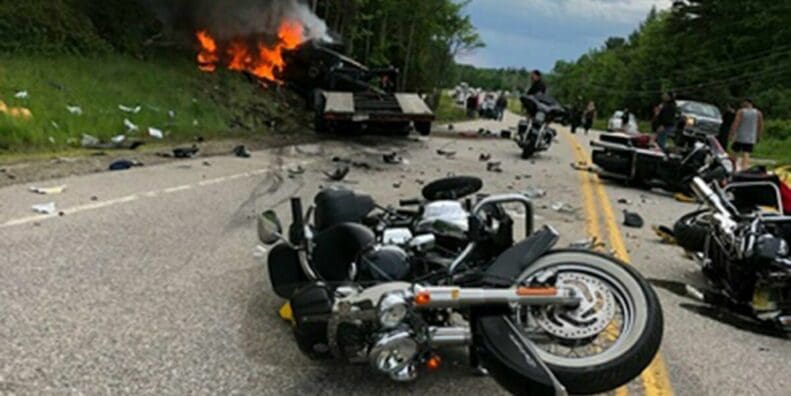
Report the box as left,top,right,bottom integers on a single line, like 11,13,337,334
195,21,434,136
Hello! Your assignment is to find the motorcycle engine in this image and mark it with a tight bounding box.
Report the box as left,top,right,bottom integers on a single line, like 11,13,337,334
358,245,411,282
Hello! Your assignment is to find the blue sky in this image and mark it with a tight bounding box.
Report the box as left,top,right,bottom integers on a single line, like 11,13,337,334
457,0,673,71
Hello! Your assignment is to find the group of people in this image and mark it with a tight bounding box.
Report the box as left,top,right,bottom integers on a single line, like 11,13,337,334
569,100,598,135
465,90,509,121
652,92,764,170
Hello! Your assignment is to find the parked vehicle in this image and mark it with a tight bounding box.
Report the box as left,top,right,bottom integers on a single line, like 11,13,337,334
590,129,733,194
607,111,638,133
258,177,663,395
517,95,567,159
675,100,722,136
675,177,791,333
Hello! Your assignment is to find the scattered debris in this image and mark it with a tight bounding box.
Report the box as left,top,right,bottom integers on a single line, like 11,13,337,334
168,110,176,118
486,161,503,173
194,136,204,143
233,145,251,158
447,124,454,131
32,202,56,214
148,127,164,139
623,210,645,228
551,202,577,214
202,161,212,167
437,149,456,158
14,90,29,99
29,185,67,195
393,181,402,189
383,152,405,165
90,196,99,201
173,146,199,158
571,162,594,172
287,166,305,178
109,159,143,171
500,130,512,139
66,105,83,115
118,105,142,114
618,198,632,205
124,118,139,132
111,135,126,144
324,166,350,181
82,134,143,150
48,136,56,144
479,153,491,162
569,237,605,250
523,187,547,199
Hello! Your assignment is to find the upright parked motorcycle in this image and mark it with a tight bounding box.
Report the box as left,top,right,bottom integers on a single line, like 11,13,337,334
258,177,663,395
590,130,733,194
681,177,791,332
517,95,567,159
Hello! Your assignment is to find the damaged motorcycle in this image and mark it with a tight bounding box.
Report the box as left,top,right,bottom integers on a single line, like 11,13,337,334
590,130,733,194
676,177,791,332
517,95,567,159
258,176,663,395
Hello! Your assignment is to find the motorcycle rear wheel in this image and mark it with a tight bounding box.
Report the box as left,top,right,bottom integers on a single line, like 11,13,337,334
514,250,663,394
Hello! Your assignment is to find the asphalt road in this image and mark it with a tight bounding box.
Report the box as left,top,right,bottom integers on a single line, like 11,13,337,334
1,113,789,395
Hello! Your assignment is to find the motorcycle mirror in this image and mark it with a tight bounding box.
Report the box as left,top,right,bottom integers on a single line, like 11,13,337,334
257,210,284,245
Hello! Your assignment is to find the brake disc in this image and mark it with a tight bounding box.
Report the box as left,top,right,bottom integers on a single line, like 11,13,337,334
533,272,617,340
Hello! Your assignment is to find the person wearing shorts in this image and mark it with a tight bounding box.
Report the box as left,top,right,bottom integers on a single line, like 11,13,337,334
729,99,764,171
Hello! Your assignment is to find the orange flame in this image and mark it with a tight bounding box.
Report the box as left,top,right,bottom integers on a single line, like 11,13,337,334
195,21,305,83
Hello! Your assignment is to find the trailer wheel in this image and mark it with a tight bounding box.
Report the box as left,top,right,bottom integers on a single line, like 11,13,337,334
415,122,432,136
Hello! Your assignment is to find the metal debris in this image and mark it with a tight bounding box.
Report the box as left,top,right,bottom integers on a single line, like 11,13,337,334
523,187,547,199
551,202,577,214
486,161,502,173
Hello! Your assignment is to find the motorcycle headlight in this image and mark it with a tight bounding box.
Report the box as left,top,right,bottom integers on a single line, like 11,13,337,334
378,293,409,328
686,117,696,127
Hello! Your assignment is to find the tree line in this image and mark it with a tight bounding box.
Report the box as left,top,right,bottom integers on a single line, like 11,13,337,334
548,0,791,121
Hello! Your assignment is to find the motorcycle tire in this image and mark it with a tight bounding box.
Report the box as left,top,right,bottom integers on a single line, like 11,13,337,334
513,250,663,394
521,137,536,159
673,210,710,253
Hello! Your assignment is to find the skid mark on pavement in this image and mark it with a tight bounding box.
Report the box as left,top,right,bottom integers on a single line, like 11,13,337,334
0,159,316,229
563,130,675,396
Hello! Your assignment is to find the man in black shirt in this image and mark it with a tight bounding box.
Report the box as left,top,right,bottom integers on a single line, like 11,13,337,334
718,103,736,149
522,70,547,118
527,70,546,96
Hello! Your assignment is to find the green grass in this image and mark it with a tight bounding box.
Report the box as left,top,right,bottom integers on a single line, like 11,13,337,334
0,55,304,153
755,138,791,165
434,93,468,123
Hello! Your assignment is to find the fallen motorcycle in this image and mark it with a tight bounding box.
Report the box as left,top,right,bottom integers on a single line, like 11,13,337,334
590,130,733,194
676,177,791,332
257,177,663,395
517,95,567,159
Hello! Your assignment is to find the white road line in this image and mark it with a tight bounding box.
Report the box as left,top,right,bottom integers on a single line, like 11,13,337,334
0,159,317,229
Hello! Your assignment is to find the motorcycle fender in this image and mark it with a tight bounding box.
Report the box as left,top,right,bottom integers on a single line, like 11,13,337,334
474,315,566,396
268,243,310,299
483,226,559,287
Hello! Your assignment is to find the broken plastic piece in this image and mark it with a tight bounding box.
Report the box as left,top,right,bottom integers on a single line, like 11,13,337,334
124,118,139,132
118,105,142,114
29,185,67,195
148,127,164,139
14,91,29,99
66,105,83,115
32,202,56,214
109,159,143,171
623,210,644,228
233,145,251,158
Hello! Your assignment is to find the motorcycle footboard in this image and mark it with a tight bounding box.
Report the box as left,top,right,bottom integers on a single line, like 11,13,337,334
474,314,567,396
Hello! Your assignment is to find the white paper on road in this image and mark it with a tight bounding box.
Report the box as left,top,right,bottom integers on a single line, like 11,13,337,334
29,185,67,195
119,105,142,114
31,202,56,214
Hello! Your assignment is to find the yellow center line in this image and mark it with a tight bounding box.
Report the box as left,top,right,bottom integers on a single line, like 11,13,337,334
562,130,675,396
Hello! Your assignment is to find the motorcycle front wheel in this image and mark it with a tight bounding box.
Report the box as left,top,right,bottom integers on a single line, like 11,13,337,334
513,250,663,394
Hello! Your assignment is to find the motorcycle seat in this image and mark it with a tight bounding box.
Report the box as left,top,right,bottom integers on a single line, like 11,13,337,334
312,222,375,282
314,187,376,232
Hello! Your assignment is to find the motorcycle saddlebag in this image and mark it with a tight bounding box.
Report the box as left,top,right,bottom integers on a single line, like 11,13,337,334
290,283,334,359
268,244,309,299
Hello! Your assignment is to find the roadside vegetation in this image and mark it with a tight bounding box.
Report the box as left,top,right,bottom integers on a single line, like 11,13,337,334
434,94,468,123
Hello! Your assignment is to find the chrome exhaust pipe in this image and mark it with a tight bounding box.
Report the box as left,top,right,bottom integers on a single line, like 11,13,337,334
429,326,472,347
690,177,731,216
413,286,579,309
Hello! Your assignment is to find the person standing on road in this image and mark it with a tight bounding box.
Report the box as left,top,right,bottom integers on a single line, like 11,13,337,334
496,92,508,121
729,99,764,171
570,96,583,134
583,101,597,134
621,108,631,132
718,103,737,149
655,92,677,150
